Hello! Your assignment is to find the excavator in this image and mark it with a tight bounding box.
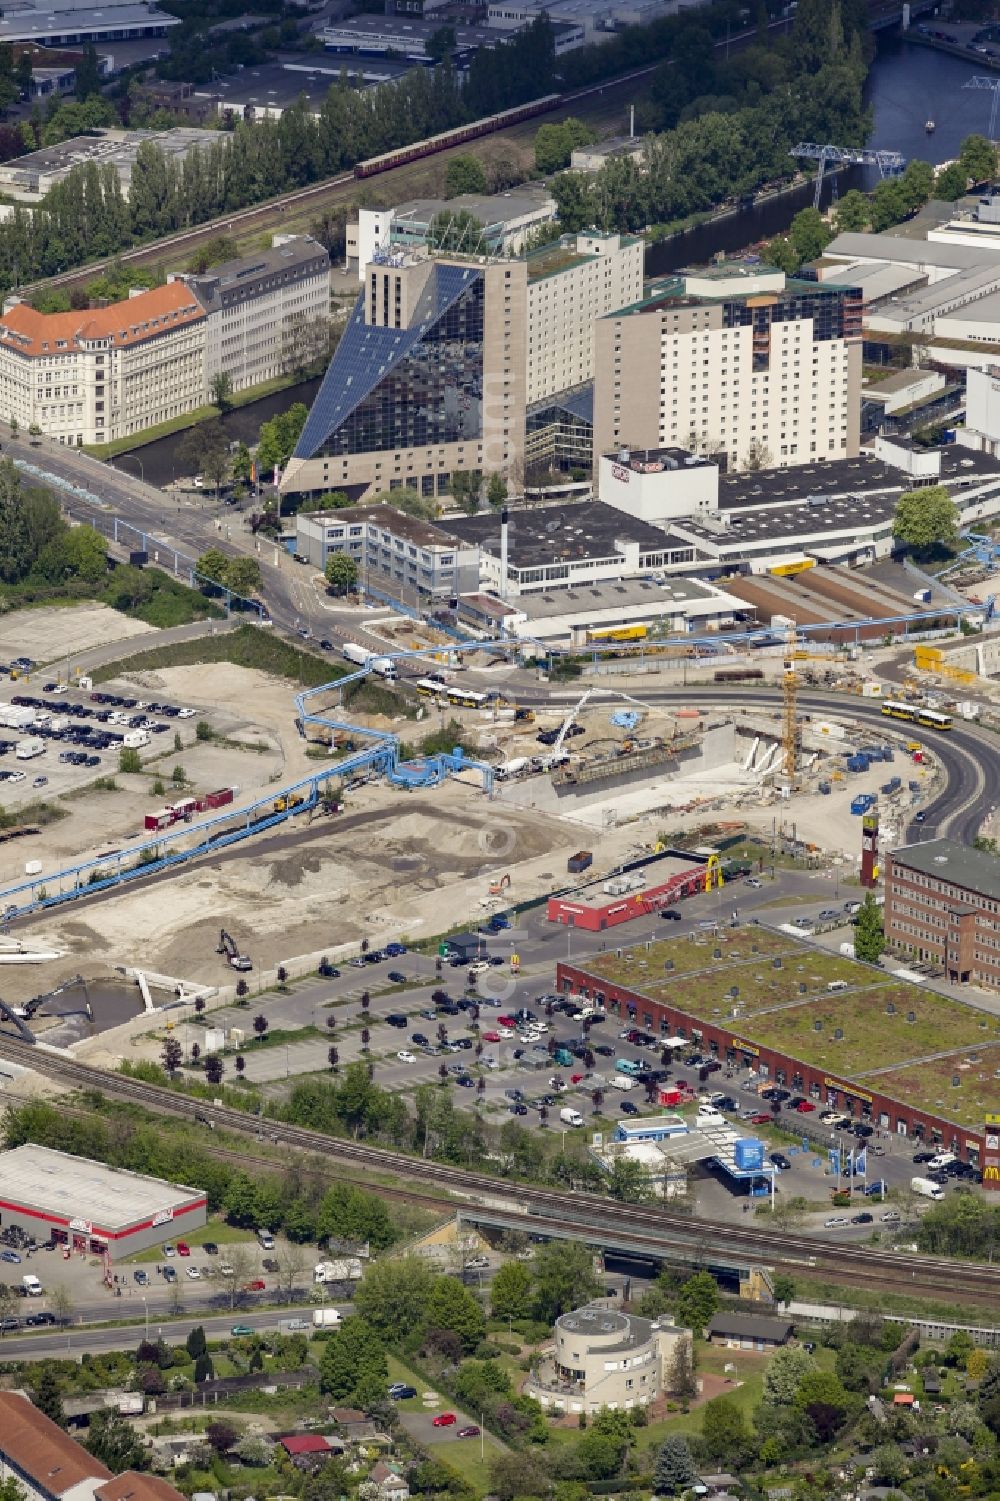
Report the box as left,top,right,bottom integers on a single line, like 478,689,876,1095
218,930,252,971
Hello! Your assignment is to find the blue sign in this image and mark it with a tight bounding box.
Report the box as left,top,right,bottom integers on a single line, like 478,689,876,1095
735,1137,765,1171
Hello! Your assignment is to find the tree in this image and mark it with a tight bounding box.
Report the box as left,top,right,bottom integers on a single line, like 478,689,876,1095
197,547,230,586
256,403,308,476
675,1269,718,1335
531,1239,601,1321
206,1420,237,1454
853,891,884,965
742,439,773,472
423,1275,484,1351
194,1351,215,1383
325,552,358,594
210,372,234,410
665,1334,697,1401
253,1014,269,1043
225,557,263,597
119,748,141,774
31,1365,65,1426
653,1434,696,1495
219,1248,251,1310
534,117,596,174
833,189,871,233
486,473,507,509
771,1273,796,1306
426,24,456,61
789,205,833,265
74,44,103,101
935,161,967,201
701,1396,751,1466
959,133,997,186
85,1410,147,1471
319,1316,387,1399
759,1344,816,1398
204,1054,224,1085
276,1243,307,1299
186,1324,207,1359
353,1256,435,1339
161,1037,182,1076
892,485,958,556
444,155,488,198
490,1258,532,1321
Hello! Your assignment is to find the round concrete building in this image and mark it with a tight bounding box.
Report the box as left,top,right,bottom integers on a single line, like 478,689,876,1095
526,1305,691,1414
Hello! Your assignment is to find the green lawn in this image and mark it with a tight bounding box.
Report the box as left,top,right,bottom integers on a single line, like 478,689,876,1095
121,1220,257,1263
427,1432,507,1494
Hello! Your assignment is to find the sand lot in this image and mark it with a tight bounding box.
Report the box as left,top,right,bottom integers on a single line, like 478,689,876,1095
0,604,155,665
10,786,581,997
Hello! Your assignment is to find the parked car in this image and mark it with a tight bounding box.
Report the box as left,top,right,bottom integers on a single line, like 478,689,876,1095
432,1413,457,1427
389,1383,417,1400
457,1426,481,1439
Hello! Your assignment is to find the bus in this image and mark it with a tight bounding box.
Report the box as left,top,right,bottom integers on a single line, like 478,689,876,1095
447,687,488,709
881,700,953,731
881,700,918,723
415,679,446,698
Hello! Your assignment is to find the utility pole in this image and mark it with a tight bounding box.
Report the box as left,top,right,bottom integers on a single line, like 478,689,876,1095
782,624,799,786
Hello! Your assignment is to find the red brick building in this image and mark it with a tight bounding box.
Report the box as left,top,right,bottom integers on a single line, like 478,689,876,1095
886,838,1000,988
555,959,990,1172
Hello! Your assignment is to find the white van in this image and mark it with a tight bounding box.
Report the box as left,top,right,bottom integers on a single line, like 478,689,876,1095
611,1075,636,1091
257,1229,275,1250
559,1107,584,1127
927,1152,956,1171
911,1176,945,1201
697,1101,723,1119
21,1274,42,1297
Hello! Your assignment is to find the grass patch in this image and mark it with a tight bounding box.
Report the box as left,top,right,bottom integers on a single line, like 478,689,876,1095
122,1220,259,1262
0,798,67,831
82,374,305,460
84,405,219,459
789,1274,1000,1331
93,623,344,687
427,1433,506,1494
0,568,224,635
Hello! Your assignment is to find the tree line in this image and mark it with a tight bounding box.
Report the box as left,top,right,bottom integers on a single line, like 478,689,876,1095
551,2,873,237
3,1097,399,1250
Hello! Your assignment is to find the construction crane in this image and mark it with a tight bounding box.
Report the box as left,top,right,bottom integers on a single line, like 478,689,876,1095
542,687,595,768
964,77,1000,144
782,625,799,784
790,143,906,210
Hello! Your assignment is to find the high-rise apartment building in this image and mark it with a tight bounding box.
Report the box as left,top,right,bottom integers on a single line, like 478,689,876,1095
593,264,863,473
282,231,642,500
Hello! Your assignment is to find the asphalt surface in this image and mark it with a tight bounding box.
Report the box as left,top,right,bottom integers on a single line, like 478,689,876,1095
0,1304,343,1361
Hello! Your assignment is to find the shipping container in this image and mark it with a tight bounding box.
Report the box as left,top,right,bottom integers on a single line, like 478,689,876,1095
567,850,593,873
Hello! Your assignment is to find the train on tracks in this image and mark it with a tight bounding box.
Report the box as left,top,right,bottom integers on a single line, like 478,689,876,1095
353,95,561,178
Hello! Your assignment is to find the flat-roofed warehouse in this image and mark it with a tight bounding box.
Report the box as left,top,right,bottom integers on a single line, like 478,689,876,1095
0,1145,206,1255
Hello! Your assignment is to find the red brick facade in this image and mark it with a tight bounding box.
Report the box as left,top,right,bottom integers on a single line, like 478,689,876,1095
556,961,989,1172
886,852,1000,988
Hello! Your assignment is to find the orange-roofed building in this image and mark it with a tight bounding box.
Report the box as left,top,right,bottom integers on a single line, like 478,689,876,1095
0,282,206,445
0,1390,112,1501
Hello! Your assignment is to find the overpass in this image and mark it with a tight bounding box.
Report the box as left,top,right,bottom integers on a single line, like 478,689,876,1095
869,0,939,30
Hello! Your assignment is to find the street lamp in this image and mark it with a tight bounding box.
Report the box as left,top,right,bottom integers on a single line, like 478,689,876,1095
113,452,145,487
142,1296,149,1342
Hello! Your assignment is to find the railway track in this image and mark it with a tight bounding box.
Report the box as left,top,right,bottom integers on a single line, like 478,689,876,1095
7,1038,1000,1308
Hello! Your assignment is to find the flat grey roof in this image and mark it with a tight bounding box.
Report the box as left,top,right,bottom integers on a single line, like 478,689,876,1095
824,232,995,271
301,501,465,551
392,186,553,229
707,1311,792,1340
0,1144,202,1229
515,577,728,620
718,449,1000,513
557,1307,651,1352
864,369,940,395
890,838,1000,902
447,500,671,568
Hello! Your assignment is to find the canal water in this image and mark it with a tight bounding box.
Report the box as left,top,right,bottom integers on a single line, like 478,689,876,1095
119,374,322,489
646,31,993,275
125,33,990,480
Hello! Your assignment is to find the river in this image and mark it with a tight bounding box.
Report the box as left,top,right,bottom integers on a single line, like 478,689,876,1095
646,29,992,275
129,32,988,480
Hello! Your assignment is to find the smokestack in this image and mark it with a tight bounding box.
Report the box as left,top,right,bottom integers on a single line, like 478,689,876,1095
500,507,509,603
629,104,635,139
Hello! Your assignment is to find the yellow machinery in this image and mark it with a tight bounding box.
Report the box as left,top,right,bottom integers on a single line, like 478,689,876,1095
704,853,724,892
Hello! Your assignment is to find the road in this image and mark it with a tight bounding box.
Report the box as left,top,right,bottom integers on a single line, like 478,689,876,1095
0,1304,341,1361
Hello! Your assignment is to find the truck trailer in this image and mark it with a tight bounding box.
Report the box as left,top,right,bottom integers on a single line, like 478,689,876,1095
342,642,397,681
